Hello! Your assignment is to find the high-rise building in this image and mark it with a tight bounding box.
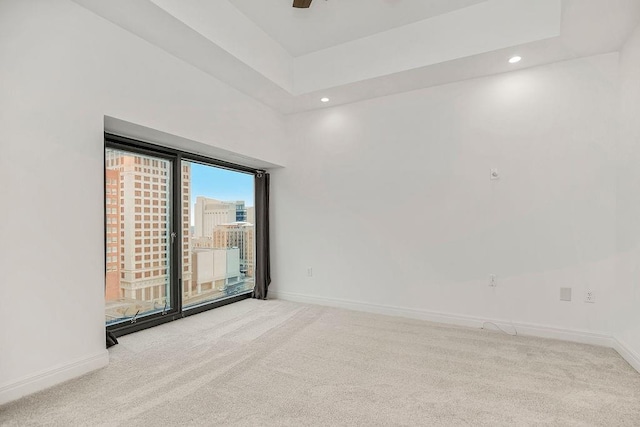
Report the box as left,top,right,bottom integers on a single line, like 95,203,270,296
105,169,121,301
246,206,255,225
213,222,255,277
104,152,191,306
194,197,237,238
181,162,192,299
235,201,247,222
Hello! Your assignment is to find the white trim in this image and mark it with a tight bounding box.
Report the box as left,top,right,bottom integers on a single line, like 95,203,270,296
0,350,109,405
509,323,612,347
269,290,613,348
613,337,640,374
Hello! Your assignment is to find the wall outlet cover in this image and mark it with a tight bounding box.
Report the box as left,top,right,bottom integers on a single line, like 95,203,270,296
585,290,595,303
560,287,572,301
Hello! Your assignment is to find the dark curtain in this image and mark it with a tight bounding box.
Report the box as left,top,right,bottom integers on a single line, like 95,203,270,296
253,172,271,299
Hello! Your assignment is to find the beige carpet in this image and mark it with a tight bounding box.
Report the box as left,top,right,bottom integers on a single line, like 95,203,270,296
1,299,640,426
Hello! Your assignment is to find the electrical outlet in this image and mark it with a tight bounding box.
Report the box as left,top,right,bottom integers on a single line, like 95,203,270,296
307,267,313,277
489,274,497,287
585,290,595,303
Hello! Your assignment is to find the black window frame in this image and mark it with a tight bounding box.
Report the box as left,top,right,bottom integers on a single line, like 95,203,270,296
104,133,257,337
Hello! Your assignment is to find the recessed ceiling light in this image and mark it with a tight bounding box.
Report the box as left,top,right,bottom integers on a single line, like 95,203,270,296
321,97,330,103
509,56,522,64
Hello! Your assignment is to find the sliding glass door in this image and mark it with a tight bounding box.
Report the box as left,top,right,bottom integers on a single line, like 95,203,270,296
104,148,175,325
104,135,257,334
182,160,255,309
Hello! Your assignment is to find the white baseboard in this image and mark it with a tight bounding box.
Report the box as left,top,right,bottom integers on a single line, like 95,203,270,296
613,338,640,373
0,350,109,405
269,290,613,348
510,323,613,347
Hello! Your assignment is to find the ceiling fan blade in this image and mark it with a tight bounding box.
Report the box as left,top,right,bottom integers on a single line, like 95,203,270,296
293,0,312,8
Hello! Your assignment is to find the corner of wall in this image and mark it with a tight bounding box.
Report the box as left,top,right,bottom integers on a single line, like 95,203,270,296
614,21,640,373
0,351,109,406
613,336,640,373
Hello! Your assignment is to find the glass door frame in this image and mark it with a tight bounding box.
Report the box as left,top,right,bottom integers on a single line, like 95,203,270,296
105,133,257,337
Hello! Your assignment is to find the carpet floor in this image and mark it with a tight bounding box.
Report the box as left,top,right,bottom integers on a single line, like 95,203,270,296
1,299,640,426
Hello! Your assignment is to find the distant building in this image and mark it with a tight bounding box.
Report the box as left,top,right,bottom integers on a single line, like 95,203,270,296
235,201,247,222
213,222,255,277
191,248,241,294
194,197,246,238
246,206,255,225
192,236,214,249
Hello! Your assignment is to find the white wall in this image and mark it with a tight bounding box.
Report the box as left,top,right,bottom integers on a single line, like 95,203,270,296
1,0,636,405
272,53,619,339
615,24,640,365
0,0,286,403
294,0,561,94
148,0,294,92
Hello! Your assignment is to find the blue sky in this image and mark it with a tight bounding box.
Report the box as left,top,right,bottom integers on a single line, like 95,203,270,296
189,162,254,226
190,162,254,210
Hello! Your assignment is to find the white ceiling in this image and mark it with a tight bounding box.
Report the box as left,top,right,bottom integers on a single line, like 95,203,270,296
227,0,487,57
73,0,640,114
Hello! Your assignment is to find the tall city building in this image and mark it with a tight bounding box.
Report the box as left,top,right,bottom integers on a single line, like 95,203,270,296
105,169,121,301
104,152,191,308
213,222,255,277
246,206,255,225
181,162,193,299
193,197,246,238
235,201,247,222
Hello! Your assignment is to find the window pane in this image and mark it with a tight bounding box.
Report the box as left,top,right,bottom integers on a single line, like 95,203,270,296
182,161,255,308
105,148,172,325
